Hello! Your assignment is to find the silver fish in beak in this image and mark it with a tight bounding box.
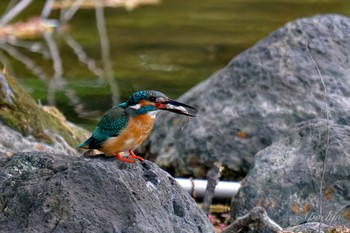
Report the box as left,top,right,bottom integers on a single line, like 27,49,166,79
154,99,196,117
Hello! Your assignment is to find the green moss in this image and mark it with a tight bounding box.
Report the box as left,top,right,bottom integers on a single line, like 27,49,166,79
0,72,88,147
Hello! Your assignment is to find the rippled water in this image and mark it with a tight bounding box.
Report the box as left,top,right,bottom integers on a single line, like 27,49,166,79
0,0,349,129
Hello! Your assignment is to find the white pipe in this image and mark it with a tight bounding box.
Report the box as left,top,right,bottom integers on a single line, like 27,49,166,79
175,178,240,199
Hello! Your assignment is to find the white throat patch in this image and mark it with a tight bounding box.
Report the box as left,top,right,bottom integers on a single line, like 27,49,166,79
147,111,159,118
129,103,141,110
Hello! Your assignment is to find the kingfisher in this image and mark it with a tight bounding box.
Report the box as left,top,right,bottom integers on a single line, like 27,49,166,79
77,90,196,163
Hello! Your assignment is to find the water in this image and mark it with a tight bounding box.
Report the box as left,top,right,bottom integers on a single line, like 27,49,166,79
0,0,349,130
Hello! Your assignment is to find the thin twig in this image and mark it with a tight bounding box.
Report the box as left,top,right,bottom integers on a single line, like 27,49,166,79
305,42,330,233
41,0,54,19
0,0,33,26
221,207,283,233
43,30,87,117
5,40,46,55
62,33,104,78
60,0,84,23
0,44,48,82
0,50,12,72
189,177,196,199
3,0,18,16
43,31,64,105
202,162,224,215
95,0,120,104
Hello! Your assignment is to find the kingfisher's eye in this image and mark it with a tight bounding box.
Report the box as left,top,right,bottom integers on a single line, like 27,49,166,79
149,96,156,102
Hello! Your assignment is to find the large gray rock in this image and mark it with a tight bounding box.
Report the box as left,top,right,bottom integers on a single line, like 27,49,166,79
0,152,213,233
231,120,350,230
141,14,350,178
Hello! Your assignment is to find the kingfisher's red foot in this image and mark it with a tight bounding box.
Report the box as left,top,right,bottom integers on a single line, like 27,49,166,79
127,150,144,162
115,153,135,163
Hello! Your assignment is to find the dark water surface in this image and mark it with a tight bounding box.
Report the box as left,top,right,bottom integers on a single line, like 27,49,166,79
0,0,349,129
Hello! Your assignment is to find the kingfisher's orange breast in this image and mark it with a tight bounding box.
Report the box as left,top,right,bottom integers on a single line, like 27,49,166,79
101,114,156,156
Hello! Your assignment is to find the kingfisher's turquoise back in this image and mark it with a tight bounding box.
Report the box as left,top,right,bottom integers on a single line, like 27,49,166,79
77,106,129,149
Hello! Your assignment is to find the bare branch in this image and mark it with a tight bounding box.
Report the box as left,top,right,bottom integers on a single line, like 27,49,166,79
3,0,18,14
62,33,104,79
41,0,55,19
0,44,48,82
43,31,64,105
6,40,46,55
202,161,224,215
222,207,283,233
60,0,85,23
95,1,120,104
0,0,33,26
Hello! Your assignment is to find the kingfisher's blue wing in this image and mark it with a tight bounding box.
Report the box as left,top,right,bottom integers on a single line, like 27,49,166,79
77,106,128,149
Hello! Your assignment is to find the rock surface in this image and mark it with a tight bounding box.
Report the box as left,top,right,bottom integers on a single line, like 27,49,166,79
0,152,213,233
230,120,350,230
0,71,89,156
140,14,350,178
0,122,79,157
283,222,332,233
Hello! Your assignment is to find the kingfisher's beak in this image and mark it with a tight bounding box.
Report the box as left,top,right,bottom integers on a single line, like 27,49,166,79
154,100,196,117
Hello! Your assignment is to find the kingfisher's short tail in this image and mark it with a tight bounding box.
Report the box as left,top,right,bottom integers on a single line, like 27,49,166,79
77,140,89,149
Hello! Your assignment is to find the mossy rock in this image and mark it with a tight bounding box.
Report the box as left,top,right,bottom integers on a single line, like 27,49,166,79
0,69,89,153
